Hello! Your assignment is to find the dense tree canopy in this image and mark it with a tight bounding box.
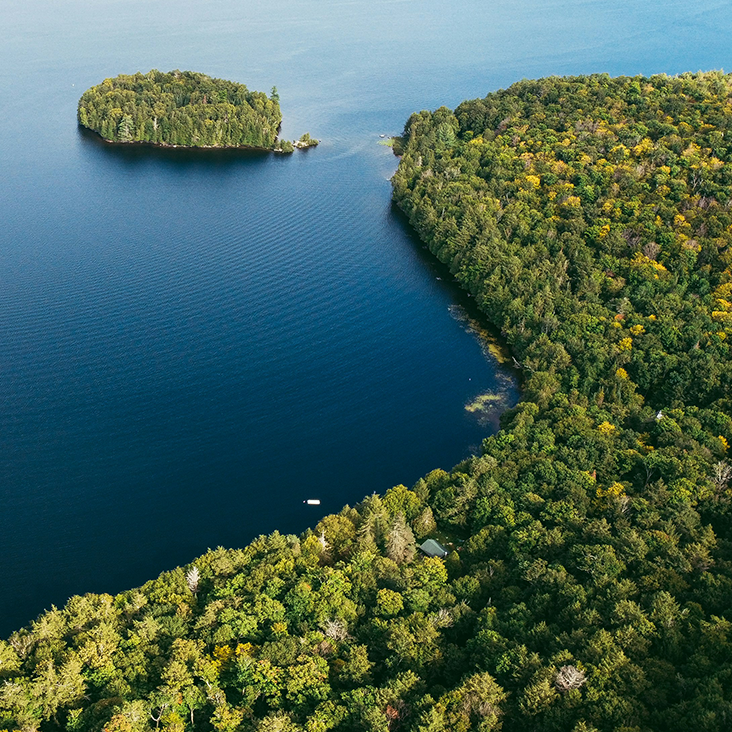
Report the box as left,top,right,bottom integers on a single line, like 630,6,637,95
4,72,732,732
77,70,282,149
390,71,732,730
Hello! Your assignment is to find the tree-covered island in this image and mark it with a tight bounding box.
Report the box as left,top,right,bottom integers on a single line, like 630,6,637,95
77,70,316,152
4,72,732,732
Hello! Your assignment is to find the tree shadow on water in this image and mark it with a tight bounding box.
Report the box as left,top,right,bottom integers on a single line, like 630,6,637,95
76,124,275,173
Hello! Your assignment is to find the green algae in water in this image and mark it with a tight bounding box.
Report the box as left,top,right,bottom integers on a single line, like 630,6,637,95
448,304,511,365
464,391,510,424
465,392,503,413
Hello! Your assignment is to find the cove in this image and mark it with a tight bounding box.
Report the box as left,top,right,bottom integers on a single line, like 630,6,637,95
3,0,732,637
0,132,518,635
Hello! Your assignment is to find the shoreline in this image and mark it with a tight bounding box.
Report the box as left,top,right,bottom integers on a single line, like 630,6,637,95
80,126,319,154
80,124,278,153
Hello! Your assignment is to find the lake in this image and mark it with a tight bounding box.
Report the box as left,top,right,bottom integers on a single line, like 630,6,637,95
2,0,731,636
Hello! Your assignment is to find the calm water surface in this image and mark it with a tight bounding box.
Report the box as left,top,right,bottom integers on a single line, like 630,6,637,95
2,0,732,634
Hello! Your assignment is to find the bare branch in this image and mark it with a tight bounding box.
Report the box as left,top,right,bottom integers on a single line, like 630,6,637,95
186,566,200,594
555,665,586,692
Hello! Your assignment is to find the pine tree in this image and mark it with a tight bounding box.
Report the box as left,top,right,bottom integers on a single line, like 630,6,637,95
117,115,134,142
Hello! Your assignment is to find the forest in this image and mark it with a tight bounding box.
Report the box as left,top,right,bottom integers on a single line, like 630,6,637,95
77,70,282,149
3,72,732,732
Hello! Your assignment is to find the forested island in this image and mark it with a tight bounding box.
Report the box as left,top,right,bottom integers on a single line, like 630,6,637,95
3,72,732,732
77,70,292,150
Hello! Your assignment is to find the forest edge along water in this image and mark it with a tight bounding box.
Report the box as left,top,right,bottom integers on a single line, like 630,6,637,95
4,0,732,726
0,13,521,634
5,69,732,731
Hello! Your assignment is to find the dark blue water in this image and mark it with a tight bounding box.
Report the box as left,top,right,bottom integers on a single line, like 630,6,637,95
2,0,732,635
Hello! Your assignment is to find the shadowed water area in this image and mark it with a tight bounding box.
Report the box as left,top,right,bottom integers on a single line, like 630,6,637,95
2,0,732,635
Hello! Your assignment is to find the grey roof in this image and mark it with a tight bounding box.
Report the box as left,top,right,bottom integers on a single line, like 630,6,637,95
419,539,448,558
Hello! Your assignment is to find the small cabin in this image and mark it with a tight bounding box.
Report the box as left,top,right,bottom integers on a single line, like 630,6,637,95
419,539,448,558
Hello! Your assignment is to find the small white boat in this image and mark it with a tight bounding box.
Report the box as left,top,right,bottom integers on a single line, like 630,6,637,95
304,499,321,505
